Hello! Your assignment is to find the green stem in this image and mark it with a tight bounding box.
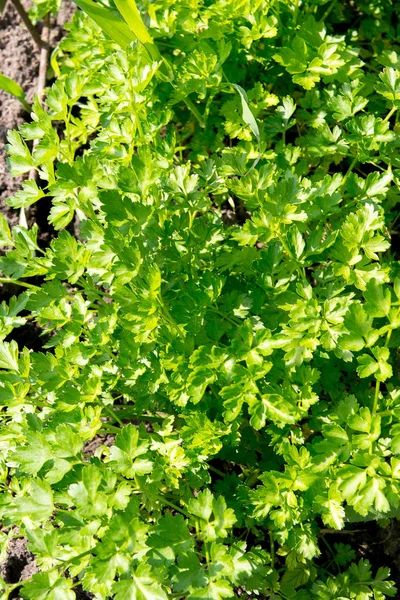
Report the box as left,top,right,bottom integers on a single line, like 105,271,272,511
98,425,121,434
64,108,74,163
384,105,397,123
373,328,393,417
378,410,392,418
320,535,341,573
104,405,124,426
208,307,240,327
208,464,226,478
205,541,211,566
0,278,40,291
372,380,380,416
320,0,339,22
158,299,186,339
343,156,358,183
269,531,275,567
145,490,191,518
183,97,205,128
109,407,166,422
293,0,300,25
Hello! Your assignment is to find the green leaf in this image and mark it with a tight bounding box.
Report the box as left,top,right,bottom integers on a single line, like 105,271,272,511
364,279,391,318
112,564,168,600
147,513,194,555
376,67,400,103
12,431,53,475
249,394,297,429
188,580,233,599
6,130,34,176
7,179,45,209
187,491,236,541
68,465,108,517
0,213,13,247
3,479,54,523
0,340,19,371
21,573,76,600
108,424,153,478
0,72,30,111
173,553,208,593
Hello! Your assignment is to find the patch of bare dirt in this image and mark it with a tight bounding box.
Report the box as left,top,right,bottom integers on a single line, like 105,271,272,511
0,537,37,587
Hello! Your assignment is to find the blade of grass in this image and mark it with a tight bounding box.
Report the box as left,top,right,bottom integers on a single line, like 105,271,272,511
230,83,260,145
231,83,261,170
0,73,30,111
72,0,137,48
113,0,161,62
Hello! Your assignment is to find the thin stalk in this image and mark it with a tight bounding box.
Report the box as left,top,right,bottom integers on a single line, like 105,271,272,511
343,156,358,183
158,299,186,339
372,381,380,418
0,278,40,291
208,464,226,478
104,405,124,426
320,535,341,573
10,0,44,48
293,0,300,25
319,528,368,534
384,105,397,123
28,13,50,179
205,542,211,567
110,407,166,422
145,490,191,518
378,410,393,418
182,96,205,128
98,425,121,434
320,0,339,22
208,307,240,327
269,531,275,567
372,328,392,417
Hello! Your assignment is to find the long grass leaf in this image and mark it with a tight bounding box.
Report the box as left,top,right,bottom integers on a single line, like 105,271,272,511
113,0,161,62
0,73,30,111
231,83,261,170
231,84,260,144
72,0,137,49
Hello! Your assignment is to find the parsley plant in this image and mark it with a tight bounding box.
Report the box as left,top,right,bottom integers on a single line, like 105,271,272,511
1,0,400,598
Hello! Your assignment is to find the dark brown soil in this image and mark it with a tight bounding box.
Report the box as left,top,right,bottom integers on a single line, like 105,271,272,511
83,434,115,456
0,536,37,599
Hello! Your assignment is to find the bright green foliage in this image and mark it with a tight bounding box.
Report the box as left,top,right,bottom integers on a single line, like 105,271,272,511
1,0,400,598
0,73,30,111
